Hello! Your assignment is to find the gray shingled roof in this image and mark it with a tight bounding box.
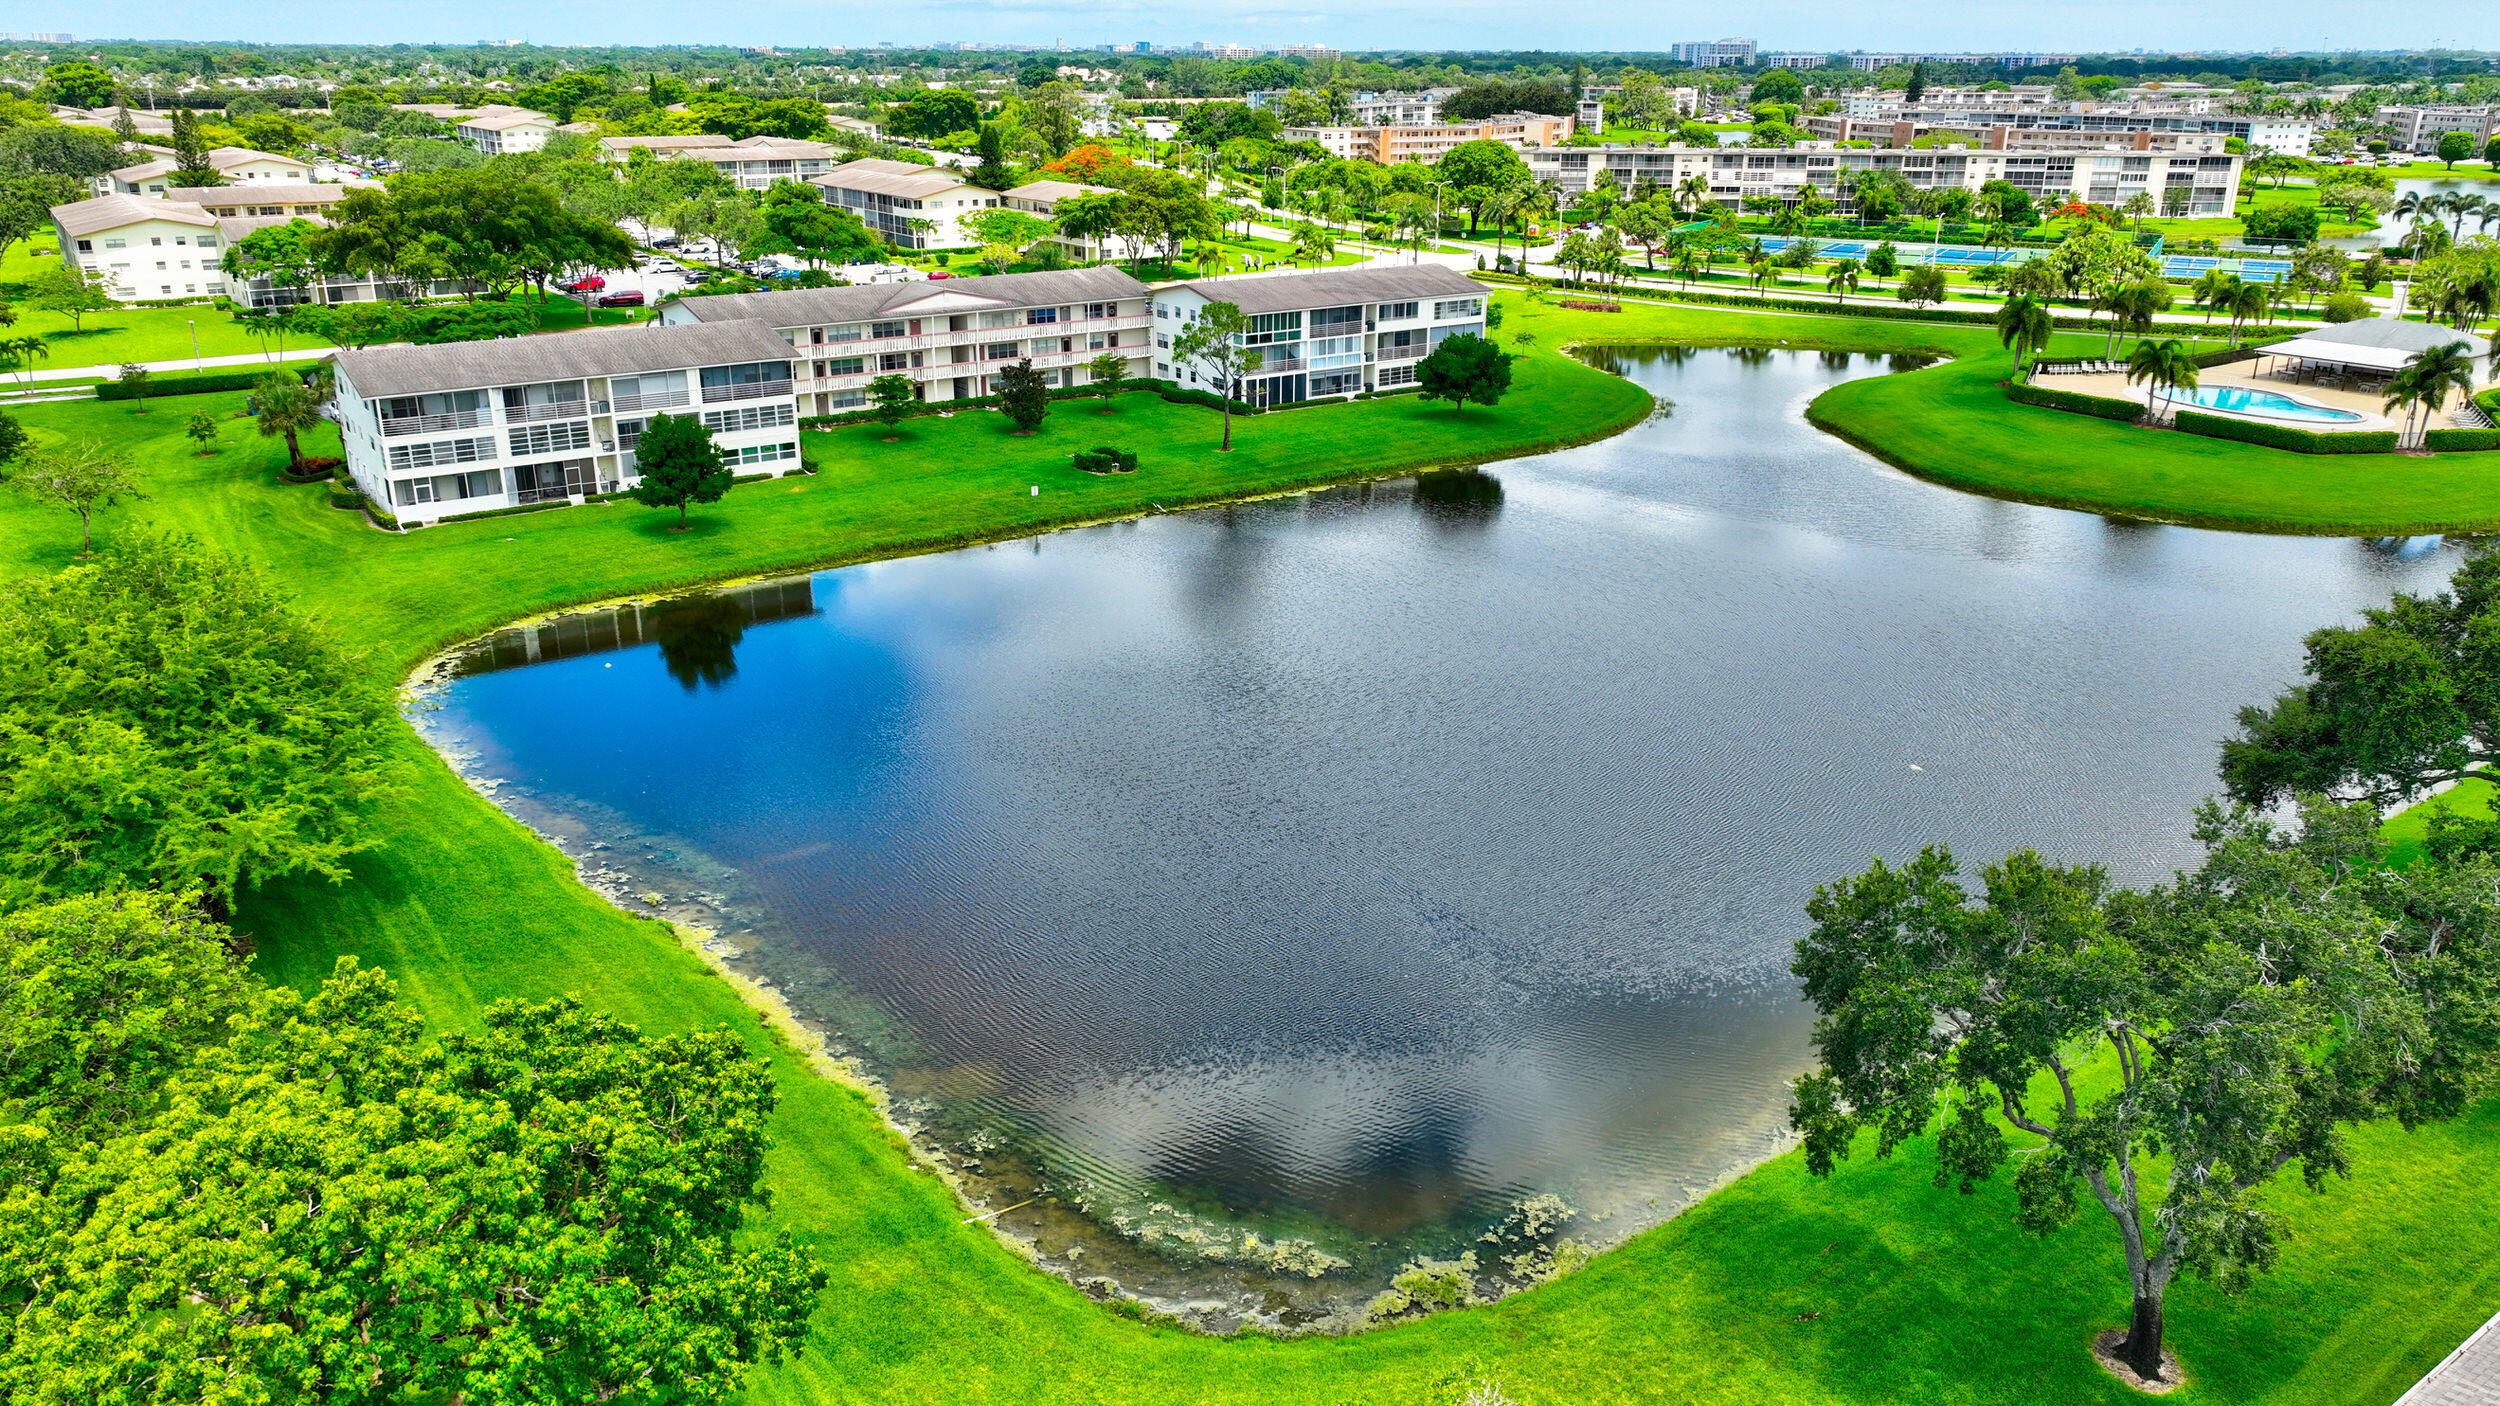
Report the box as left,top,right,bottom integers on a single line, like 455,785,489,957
168,183,374,205
51,193,218,236
1164,265,1485,315
2395,1311,2500,1406
332,319,795,400
669,265,1149,327
812,158,980,199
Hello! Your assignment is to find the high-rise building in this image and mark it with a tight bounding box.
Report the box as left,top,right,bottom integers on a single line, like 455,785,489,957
1669,38,1757,68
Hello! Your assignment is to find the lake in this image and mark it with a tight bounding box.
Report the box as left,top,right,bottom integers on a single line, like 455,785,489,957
421,346,2467,1329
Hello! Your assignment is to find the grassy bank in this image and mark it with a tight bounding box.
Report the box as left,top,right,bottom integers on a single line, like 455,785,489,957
4,299,2498,1403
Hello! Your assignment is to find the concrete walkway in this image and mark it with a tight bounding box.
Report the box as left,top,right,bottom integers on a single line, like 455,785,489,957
23,346,339,386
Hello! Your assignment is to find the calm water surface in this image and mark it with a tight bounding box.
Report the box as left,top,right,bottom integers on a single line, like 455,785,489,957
425,348,2466,1325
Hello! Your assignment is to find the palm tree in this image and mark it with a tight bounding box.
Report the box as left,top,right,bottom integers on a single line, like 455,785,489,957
1825,257,1861,305
2225,280,2272,344
2124,337,2200,421
1748,259,1780,295
2449,193,2489,242
2192,268,2237,324
1675,173,1712,217
1996,293,2054,377
253,368,333,476
2383,340,2478,445
2105,279,2173,359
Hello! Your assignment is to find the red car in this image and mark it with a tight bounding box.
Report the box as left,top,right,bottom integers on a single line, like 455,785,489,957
926,271,953,280
559,275,606,293
596,290,646,308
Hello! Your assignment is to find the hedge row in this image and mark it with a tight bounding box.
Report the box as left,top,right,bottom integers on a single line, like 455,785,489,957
434,500,572,526
2425,427,2500,452
797,379,1253,431
1480,271,2240,337
2004,380,2142,421
2172,410,2399,455
94,369,279,401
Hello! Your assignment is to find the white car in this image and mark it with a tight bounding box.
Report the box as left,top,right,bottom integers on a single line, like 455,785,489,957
645,259,682,273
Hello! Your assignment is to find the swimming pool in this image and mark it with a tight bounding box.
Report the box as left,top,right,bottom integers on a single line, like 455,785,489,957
2182,385,2366,423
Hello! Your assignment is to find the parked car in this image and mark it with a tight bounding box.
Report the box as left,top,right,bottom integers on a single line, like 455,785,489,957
596,290,646,308
646,259,682,273
927,271,954,280
559,275,606,293
679,271,713,285
650,235,680,248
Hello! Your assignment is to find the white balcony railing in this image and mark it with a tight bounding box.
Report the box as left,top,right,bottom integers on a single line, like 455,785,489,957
701,380,795,404
609,390,690,414
1375,343,1428,362
506,400,590,424
379,408,489,438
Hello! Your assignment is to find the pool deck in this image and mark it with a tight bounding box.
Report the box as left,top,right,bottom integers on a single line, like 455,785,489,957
2054,361,2411,431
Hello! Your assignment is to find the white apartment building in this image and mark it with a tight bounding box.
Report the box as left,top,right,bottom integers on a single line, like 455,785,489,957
812,158,1000,249
2373,105,2499,155
1810,99,2314,157
1527,142,2244,216
329,319,803,526
658,265,1153,415
106,145,313,196
1151,266,1488,406
1669,38,1757,68
1283,112,1575,164
453,107,559,155
50,188,444,308
1001,178,1118,256
596,134,845,189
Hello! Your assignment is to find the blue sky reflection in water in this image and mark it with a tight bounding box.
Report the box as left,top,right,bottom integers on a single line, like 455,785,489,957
428,348,2468,1311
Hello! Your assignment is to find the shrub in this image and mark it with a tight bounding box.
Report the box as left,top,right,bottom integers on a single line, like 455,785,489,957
2005,380,2142,421
2320,291,2371,323
2425,427,2500,452
92,369,268,402
2172,410,2399,454
326,487,367,510
1072,445,1138,474
435,500,572,524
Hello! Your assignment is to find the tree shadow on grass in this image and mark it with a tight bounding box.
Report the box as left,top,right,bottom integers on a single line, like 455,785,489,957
624,512,735,544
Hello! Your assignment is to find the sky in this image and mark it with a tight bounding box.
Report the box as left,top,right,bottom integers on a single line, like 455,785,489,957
7,0,2479,58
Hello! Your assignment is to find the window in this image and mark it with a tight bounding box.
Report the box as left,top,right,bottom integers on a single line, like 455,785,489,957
983,342,1020,361
502,380,586,412
1377,300,1419,321
1376,363,1418,387
702,402,797,433
102,238,124,249
824,389,866,409
1310,370,1360,396
508,422,591,456
1433,298,1483,320
824,323,864,343
732,441,799,466
877,352,911,372
1155,335,1170,349
608,371,686,408
1084,302,1116,319
1156,362,1170,377
150,236,162,246
197,237,217,249
819,356,865,376
701,362,785,389
870,320,907,339
386,437,496,472
1025,307,1059,324
979,310,1019,329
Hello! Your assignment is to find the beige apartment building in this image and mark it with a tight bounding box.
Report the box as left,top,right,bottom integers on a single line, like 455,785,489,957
1283,112,1575,163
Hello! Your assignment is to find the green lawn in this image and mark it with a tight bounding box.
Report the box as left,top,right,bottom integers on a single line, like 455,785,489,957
5,300,2499,1404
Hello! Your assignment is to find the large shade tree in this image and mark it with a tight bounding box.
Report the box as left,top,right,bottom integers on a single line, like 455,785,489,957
1790,799,2500,1385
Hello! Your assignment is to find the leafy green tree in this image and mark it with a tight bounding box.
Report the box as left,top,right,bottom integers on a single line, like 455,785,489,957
27,262,113,333
1169,300,1260,451
994,357,1052,434
0,172,82,265
168,108,221,187
1084,350,1130,409
1414,332,1513,412
758,182,882,270
1433,140,1532,236
1439,81,1575,123
113,362,150,413
185,410,220,454
2437,130,2475,169
0,959,826,1402
253,368,331,475
0,892,251,1142
219,217,324,303
1790,800,2500,1385
888,89,979,140
38,60,117,109
1747,69,1805,107
2243,201,2322,244
971,122,1015,191
1863,241,1899,279
628,411,733,531
1895,263,1947,307
0,125,122,182
0,409,26,471
0,532,396,904
866,372,918,439
5,439,142,557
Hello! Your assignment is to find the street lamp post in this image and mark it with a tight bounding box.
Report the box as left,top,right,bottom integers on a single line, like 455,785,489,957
188,319,201,370
1426,180,1451,263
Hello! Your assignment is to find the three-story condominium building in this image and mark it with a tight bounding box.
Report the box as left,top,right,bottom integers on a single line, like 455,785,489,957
811,158,1001,249
657,266,1152,415
595,134,846,189
329,320,802,527
1528,142,2244,216
1150,266,1488,406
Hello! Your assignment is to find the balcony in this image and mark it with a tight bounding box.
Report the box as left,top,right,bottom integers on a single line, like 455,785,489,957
609,389,690,414
702,380,795,404
379,407,489,437
514,482,581,505
1247,356,1306,374
1375,343,1428,362
506,400,590,424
